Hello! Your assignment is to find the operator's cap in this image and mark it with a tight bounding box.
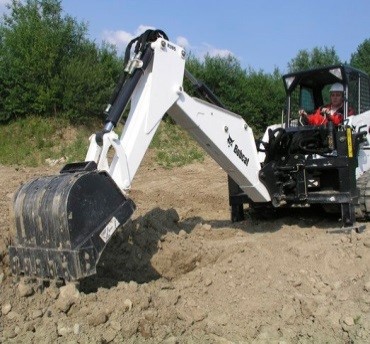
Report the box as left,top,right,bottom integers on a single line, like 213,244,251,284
330,82,344,92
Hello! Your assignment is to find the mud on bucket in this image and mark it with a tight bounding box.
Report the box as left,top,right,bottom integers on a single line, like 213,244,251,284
9,162,136,281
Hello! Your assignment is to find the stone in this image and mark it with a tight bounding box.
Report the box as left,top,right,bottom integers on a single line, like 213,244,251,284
31,309,43,319
123,299,133,311
2,303,12,315
59,283,80,300
87,311,108,326
363,281,370,292
18,282,34,297
343,316,354,326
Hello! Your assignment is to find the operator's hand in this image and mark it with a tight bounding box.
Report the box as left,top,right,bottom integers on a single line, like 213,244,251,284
298,109,307,117
321,107,330,116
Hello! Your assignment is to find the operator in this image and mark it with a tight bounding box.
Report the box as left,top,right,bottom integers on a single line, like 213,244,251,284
299,83,355,126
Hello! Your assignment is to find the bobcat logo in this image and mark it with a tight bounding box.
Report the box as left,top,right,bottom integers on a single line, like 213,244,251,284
227,135,234,148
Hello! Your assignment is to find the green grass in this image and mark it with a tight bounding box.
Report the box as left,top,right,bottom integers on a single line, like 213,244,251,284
0,116,95,166
0,116,205,168
150,120,204,168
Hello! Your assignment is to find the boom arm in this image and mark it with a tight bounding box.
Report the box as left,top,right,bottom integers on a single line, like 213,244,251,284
86,37,271,203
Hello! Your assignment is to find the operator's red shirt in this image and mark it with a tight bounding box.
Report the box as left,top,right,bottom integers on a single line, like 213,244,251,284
306,104,355,126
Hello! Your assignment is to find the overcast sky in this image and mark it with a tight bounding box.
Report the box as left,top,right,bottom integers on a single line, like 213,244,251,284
1,0,370,73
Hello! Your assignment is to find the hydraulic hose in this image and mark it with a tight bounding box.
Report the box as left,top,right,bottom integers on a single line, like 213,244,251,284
103,47,154,131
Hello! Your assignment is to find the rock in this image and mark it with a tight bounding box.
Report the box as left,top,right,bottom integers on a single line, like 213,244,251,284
332,281,342,290
45,157,67,166
73,323,81,335
327,311,341,326
205,278,213,286
55,297,74,313
57,322,72,336
46,285,60,299
300,299,318,318
24,321,36,332
87,311,108,326
56,283,80,313
102,328,118,343
362,295,370,304
59,283,80,300
110,320,121,331
292,279,302,287
202,223,212,231
342,316,354,326
2,303,11,315
31,309,43,319
121,319,139,337
363,239,370,248
138,319,152,338
281,304,296,325
6,311,21,321
124,299,133,311
364,281,370,292
127,281,138,292
3,329,17,339
178,229,187,237
163,336,179,344
18,281,34,297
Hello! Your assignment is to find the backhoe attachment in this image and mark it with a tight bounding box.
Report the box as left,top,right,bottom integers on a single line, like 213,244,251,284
8,28,271,281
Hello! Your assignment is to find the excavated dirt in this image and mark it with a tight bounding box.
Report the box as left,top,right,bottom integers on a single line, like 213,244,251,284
1,153,370,343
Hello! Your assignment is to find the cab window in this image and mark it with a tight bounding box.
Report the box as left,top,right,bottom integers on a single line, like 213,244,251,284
300,87,315,113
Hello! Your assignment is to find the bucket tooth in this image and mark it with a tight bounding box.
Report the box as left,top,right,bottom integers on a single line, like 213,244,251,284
9,166,135,281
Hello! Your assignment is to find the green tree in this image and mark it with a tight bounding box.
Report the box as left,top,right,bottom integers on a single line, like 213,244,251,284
61,42,122,121
350,39,370,76
287,46,341,72
0,0,122,122
186,54,285,136
242,68,285,135
186,54,247,110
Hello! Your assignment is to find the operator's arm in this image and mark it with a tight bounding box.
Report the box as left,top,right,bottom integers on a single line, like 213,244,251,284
321,106,343,126
327,112,343,125
305,107,327,126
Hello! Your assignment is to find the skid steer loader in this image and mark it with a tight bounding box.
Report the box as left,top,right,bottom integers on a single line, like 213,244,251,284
8,30,370,281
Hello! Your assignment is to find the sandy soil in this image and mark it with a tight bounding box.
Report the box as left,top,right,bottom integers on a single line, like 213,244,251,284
1,153,370,343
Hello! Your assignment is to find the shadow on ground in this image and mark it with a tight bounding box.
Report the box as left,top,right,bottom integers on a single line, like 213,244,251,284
78,204,353,293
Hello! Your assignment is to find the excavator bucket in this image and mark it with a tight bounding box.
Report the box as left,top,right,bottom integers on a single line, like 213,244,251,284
8,162,135,281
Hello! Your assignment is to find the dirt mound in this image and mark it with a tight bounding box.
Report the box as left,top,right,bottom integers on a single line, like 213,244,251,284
1,156,370,343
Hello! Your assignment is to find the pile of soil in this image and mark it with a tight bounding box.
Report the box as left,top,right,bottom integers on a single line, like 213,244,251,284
1,154,370,343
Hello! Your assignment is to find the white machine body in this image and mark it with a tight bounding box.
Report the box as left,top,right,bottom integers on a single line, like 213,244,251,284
86,39,271,203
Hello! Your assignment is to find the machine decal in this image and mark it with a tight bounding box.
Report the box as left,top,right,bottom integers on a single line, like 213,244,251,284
346,127,353,158
227,135,234,147
167,43,176,51
227,135,249,166
234,144,250,166
100,216,121,243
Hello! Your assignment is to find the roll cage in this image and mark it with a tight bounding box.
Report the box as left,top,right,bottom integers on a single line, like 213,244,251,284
283,64,370,127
